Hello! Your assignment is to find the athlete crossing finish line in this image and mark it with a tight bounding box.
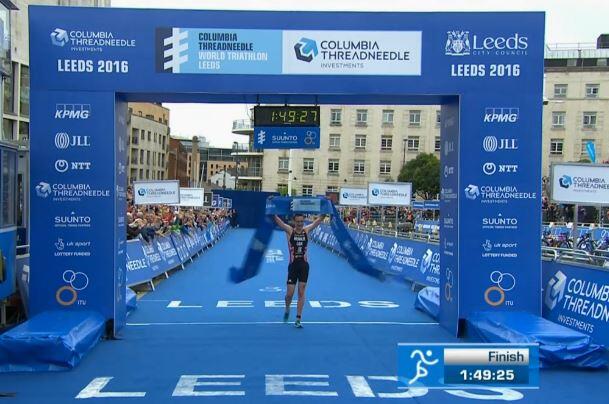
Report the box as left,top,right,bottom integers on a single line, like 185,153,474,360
274,213,325,328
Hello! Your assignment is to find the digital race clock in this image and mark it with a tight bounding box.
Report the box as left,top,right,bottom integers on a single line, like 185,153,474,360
254,106,320,127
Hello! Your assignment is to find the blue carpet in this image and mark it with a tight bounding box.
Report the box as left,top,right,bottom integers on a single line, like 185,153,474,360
0,229,606,403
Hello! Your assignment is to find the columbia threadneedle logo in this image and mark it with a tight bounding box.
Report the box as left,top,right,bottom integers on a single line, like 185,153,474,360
544,271,567,310
51,28,69,46
294,37,319,62
163,28,189,72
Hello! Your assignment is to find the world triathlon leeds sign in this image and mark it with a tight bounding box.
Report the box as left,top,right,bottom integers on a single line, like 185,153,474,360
29,7,544,336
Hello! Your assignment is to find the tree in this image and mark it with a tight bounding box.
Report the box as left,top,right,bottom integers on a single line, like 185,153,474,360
398,153,440,200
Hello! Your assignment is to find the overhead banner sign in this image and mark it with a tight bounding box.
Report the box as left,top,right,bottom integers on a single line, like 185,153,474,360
155,28,422,76
551,163,609,205
175,187,205,207
367,182,412,206
133,180,180,205
339,187,368,206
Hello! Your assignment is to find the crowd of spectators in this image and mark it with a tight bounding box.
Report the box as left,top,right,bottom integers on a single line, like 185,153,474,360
125,186,235,241
338,206,436,232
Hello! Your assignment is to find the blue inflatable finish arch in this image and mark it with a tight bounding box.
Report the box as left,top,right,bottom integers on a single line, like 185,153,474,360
29,7,544,335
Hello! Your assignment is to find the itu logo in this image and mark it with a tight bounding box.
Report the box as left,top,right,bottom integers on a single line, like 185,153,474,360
51,28,69,47
161,28,189,73
464,184,480,200
559,175,572,189
544,271,567,310
35,182,52,198
445,31,471,56
294,37,319,62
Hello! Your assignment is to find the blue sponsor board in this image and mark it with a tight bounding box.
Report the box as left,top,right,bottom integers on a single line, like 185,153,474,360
0,230,16,300
398,343,539,389
254,126,320,149
542,260,609,346
310,223,440,286
212,194,219,208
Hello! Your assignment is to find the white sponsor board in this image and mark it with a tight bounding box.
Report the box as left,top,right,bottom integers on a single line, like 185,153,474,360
173,188,205,207
367,182,412,206
133,180,180,205
551,163,609,205
282,30,422,76
339,187,368,206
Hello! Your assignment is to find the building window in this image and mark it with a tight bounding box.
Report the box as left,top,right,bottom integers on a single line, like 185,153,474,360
327,186,339,193
552,111,565,128
355,134,367,149
303,158,314,173
302,185,313,196
329,134,340,150
407,136,420,151
581,140,595,159
435,137,441,152
139,149,144,163
379,161,392,175
148,131,151,141
435,111,441,126
356,109,368,125
583,112,597,128
2,119,12,141
330,109,342,125
328,159,339,174
382,109,394,125
140,130,144,140
20,65,30,117
550,139,564,156
18,121,29,141
353,160,365,175
278,157,289,172
586,84,600,98
3,62,15,114
409,110,421,127
381,135,393,151
554,84,567,98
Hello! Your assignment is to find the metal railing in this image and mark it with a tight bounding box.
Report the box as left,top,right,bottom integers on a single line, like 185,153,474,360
346,223,439,244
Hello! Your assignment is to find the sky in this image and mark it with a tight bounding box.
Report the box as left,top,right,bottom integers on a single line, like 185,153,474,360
112,0,609,148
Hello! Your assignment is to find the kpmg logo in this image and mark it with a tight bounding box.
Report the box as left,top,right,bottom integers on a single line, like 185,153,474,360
464,184,480,200
559,175,573,189
484,107,519,123
483,136,518,152
294,37,319,62
445,31,528,56
51,28,69,47
54,132,91,149
544,271,567,310
55,104,91,119
445,31,471,56
159,28,189,73
35,182,52,198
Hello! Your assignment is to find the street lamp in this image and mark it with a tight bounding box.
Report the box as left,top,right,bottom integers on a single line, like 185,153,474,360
232,141,240,190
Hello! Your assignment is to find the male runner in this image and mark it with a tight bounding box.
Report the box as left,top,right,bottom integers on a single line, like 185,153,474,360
274,213,326,328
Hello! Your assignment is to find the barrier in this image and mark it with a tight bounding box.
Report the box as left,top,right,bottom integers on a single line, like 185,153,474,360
309,223,440,287
543,224,609,240
126,220,230,287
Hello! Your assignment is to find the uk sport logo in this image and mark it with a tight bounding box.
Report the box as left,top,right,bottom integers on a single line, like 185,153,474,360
294,37,319,62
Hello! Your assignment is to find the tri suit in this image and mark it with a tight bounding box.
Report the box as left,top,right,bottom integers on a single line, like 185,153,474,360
287,230,309,285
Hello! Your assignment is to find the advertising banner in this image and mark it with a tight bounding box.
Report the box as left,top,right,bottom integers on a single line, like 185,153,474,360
203,192,212,207
551,163,609,205
175,188,205,207
367,182,412,206
254,126,320,149
543,260,609,346
212,194,220,208
133,180,180,205
339,187,368,206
